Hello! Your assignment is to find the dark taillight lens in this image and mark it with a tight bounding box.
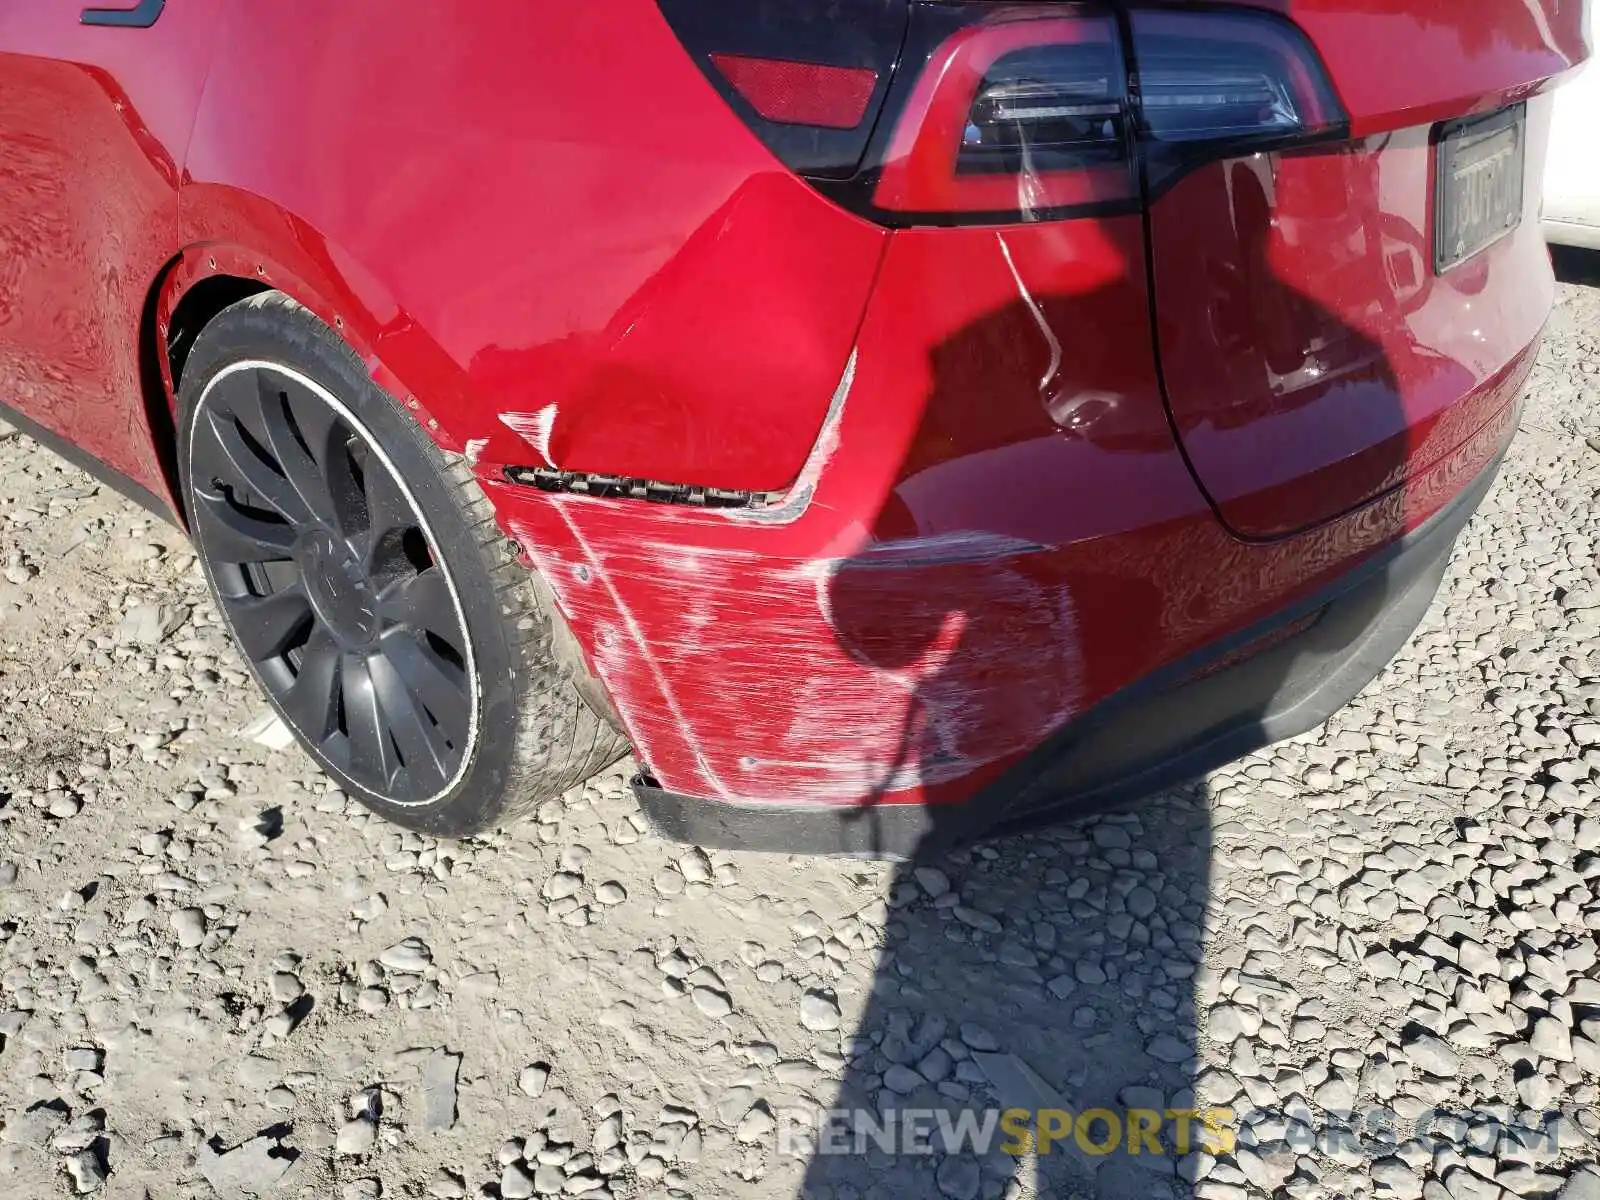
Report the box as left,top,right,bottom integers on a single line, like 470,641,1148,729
1128,8,1345,191
871,12,1137,220
959,45,1127,175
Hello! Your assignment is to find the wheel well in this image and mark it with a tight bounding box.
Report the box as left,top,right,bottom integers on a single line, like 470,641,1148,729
139,272,270,523
164,274,272,393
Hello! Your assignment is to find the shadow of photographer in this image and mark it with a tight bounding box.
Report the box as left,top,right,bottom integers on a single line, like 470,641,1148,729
794,150,1429,1198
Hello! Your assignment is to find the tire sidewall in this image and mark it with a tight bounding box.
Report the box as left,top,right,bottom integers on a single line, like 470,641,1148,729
177,297,524,835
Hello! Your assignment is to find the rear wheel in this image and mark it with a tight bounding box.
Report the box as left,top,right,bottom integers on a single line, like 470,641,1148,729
178,292,627,835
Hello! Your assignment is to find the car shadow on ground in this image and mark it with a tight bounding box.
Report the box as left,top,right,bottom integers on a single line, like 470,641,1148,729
797,787,1216,1200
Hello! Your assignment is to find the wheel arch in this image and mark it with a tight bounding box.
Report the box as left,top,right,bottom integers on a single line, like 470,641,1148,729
144,193,474,523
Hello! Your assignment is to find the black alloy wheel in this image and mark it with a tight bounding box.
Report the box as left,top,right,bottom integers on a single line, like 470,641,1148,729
188,360,476,804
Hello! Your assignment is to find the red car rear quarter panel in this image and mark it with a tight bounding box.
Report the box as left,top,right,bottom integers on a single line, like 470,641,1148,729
171,0,1552,813
181,0,884,494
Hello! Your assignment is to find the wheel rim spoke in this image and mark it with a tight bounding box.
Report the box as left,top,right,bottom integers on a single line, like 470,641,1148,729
205,399,312,526
282,626,342,746
249,373,343,530
379,627,471,748
192,486,297,563
379,568,458,638
229,585,312,662
367,651,453,793
342,650,399,787
360,461,421,568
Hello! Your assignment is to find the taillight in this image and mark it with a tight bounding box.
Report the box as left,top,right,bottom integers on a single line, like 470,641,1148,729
655,0,1348,225
655,0,910,177
1127,8,1345,192
708,54,880,130
871,12,1138,219
962,48,1126,174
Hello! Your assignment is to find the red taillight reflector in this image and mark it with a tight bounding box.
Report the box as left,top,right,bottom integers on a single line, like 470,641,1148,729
873,14,1137,217
710,53,878,130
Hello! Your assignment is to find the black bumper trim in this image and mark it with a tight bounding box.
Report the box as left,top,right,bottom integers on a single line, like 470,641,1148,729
633,445,1507,858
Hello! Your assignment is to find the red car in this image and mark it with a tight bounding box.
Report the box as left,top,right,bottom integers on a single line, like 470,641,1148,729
0,0,1586,855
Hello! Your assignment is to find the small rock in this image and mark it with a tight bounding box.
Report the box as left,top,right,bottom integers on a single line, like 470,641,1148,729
0,1103,67,1148
735,1103,775,1144
336,1118,378,1156
1092,824,1131,851
936,1156,982,1200
421,1049,460,1132
883,1065,923,1094
959,1024,998,1051
169,909,206,949
116,603,188,646
1557,1168,1600,1200
519,1063,551,1098
692,987,733,1019
63,1149,106,1193
1370,1156,1423,1198
500,1162,536,1200
356,988,388,1015
377,939,431,973
800,991,841,1032
1402,1031,1460,1077
544,872,583,901
197,1134,294,1196
1147,1034,1192,1064
1531,1016,1575,1062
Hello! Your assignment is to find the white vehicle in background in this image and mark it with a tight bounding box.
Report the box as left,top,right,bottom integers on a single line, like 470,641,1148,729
1546,4,1600,249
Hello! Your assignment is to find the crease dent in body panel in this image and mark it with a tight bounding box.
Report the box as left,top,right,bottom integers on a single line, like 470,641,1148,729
721,349,855,526
491,349,854,525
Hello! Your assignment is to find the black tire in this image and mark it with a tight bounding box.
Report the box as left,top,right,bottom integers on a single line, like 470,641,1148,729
177,291,628,836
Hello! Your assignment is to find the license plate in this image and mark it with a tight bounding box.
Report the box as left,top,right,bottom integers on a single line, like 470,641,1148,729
1434,105,1525,273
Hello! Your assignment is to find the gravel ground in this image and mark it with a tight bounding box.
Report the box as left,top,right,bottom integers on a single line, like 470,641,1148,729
0,269,1597,1200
